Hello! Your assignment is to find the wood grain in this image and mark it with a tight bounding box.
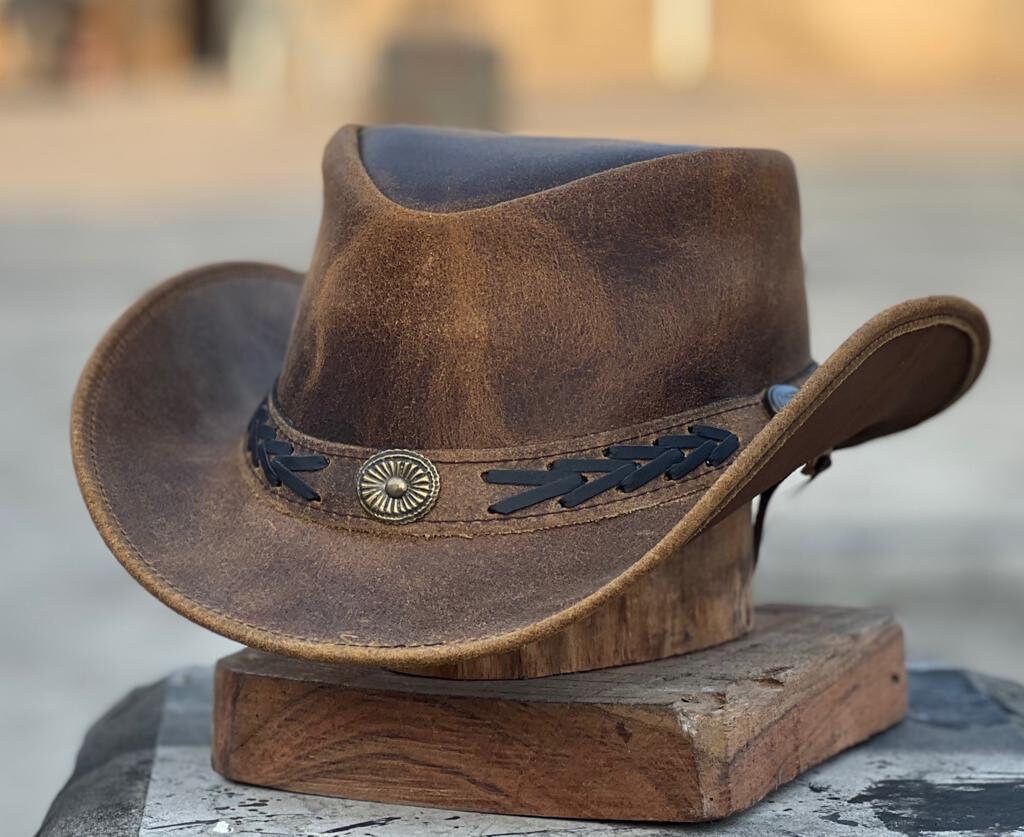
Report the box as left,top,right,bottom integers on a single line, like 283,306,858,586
400,504,754,679
212,605,907,822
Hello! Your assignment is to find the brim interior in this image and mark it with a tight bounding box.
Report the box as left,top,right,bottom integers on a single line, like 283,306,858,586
72,263,988,665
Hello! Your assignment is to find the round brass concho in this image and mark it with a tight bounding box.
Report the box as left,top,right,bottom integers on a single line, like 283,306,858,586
356,449,440,524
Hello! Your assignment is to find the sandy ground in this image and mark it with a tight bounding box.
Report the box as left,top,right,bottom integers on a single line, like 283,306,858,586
2,87,1023,833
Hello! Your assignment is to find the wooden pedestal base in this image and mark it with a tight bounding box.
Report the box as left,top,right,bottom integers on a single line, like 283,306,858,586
404,503,755,680
212,605,907,822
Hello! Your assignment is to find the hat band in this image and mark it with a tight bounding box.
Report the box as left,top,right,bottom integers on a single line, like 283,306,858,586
239,388,776,538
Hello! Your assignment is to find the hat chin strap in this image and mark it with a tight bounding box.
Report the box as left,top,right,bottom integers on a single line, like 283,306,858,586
752,451,833,567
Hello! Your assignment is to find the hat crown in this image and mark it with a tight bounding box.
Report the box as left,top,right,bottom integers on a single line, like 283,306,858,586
275,125,810,449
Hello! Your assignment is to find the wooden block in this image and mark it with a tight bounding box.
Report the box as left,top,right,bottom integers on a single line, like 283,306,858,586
212,605,907,822
402,504,754,679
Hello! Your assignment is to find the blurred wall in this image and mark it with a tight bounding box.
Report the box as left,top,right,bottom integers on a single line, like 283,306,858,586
4,0,1024,101
713,0,1024,92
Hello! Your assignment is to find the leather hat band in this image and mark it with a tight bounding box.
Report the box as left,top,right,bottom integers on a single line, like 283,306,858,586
241,388,775,538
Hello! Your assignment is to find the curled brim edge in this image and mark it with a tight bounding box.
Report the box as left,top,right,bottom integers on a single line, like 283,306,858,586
71,262,989,666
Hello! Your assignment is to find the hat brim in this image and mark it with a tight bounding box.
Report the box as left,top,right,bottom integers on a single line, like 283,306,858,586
72,262,988,666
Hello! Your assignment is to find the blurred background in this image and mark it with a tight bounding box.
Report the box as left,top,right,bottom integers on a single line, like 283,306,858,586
1,0,1022,831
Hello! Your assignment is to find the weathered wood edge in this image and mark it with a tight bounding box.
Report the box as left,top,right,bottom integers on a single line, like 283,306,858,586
212,606,906,821
399,504,754,679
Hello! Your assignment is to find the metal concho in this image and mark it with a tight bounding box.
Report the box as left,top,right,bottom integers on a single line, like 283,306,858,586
356,449,440,523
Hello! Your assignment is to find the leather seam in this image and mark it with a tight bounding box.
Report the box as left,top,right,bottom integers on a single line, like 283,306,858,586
84,268,340,648
349,123,714,219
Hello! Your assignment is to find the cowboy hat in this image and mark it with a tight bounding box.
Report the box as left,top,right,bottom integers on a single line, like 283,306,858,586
71,124,989,666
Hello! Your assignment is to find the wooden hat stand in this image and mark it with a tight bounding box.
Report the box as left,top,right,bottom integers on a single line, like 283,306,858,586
212,503,907,822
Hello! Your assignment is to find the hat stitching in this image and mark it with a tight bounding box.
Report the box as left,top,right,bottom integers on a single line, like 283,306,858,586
83,268,347,648
77,265,986,654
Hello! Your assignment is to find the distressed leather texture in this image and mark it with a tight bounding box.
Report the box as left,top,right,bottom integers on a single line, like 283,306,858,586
70,124,990,665
276,125,811,449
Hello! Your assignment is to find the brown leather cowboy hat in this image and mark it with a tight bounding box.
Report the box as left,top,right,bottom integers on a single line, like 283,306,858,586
71,125,989,666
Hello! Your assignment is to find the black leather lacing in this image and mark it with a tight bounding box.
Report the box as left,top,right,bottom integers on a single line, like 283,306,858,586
247,401,328,502
484,424,740,515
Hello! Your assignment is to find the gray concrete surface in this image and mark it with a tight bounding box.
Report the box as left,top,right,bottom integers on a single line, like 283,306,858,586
3,158,1023,834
